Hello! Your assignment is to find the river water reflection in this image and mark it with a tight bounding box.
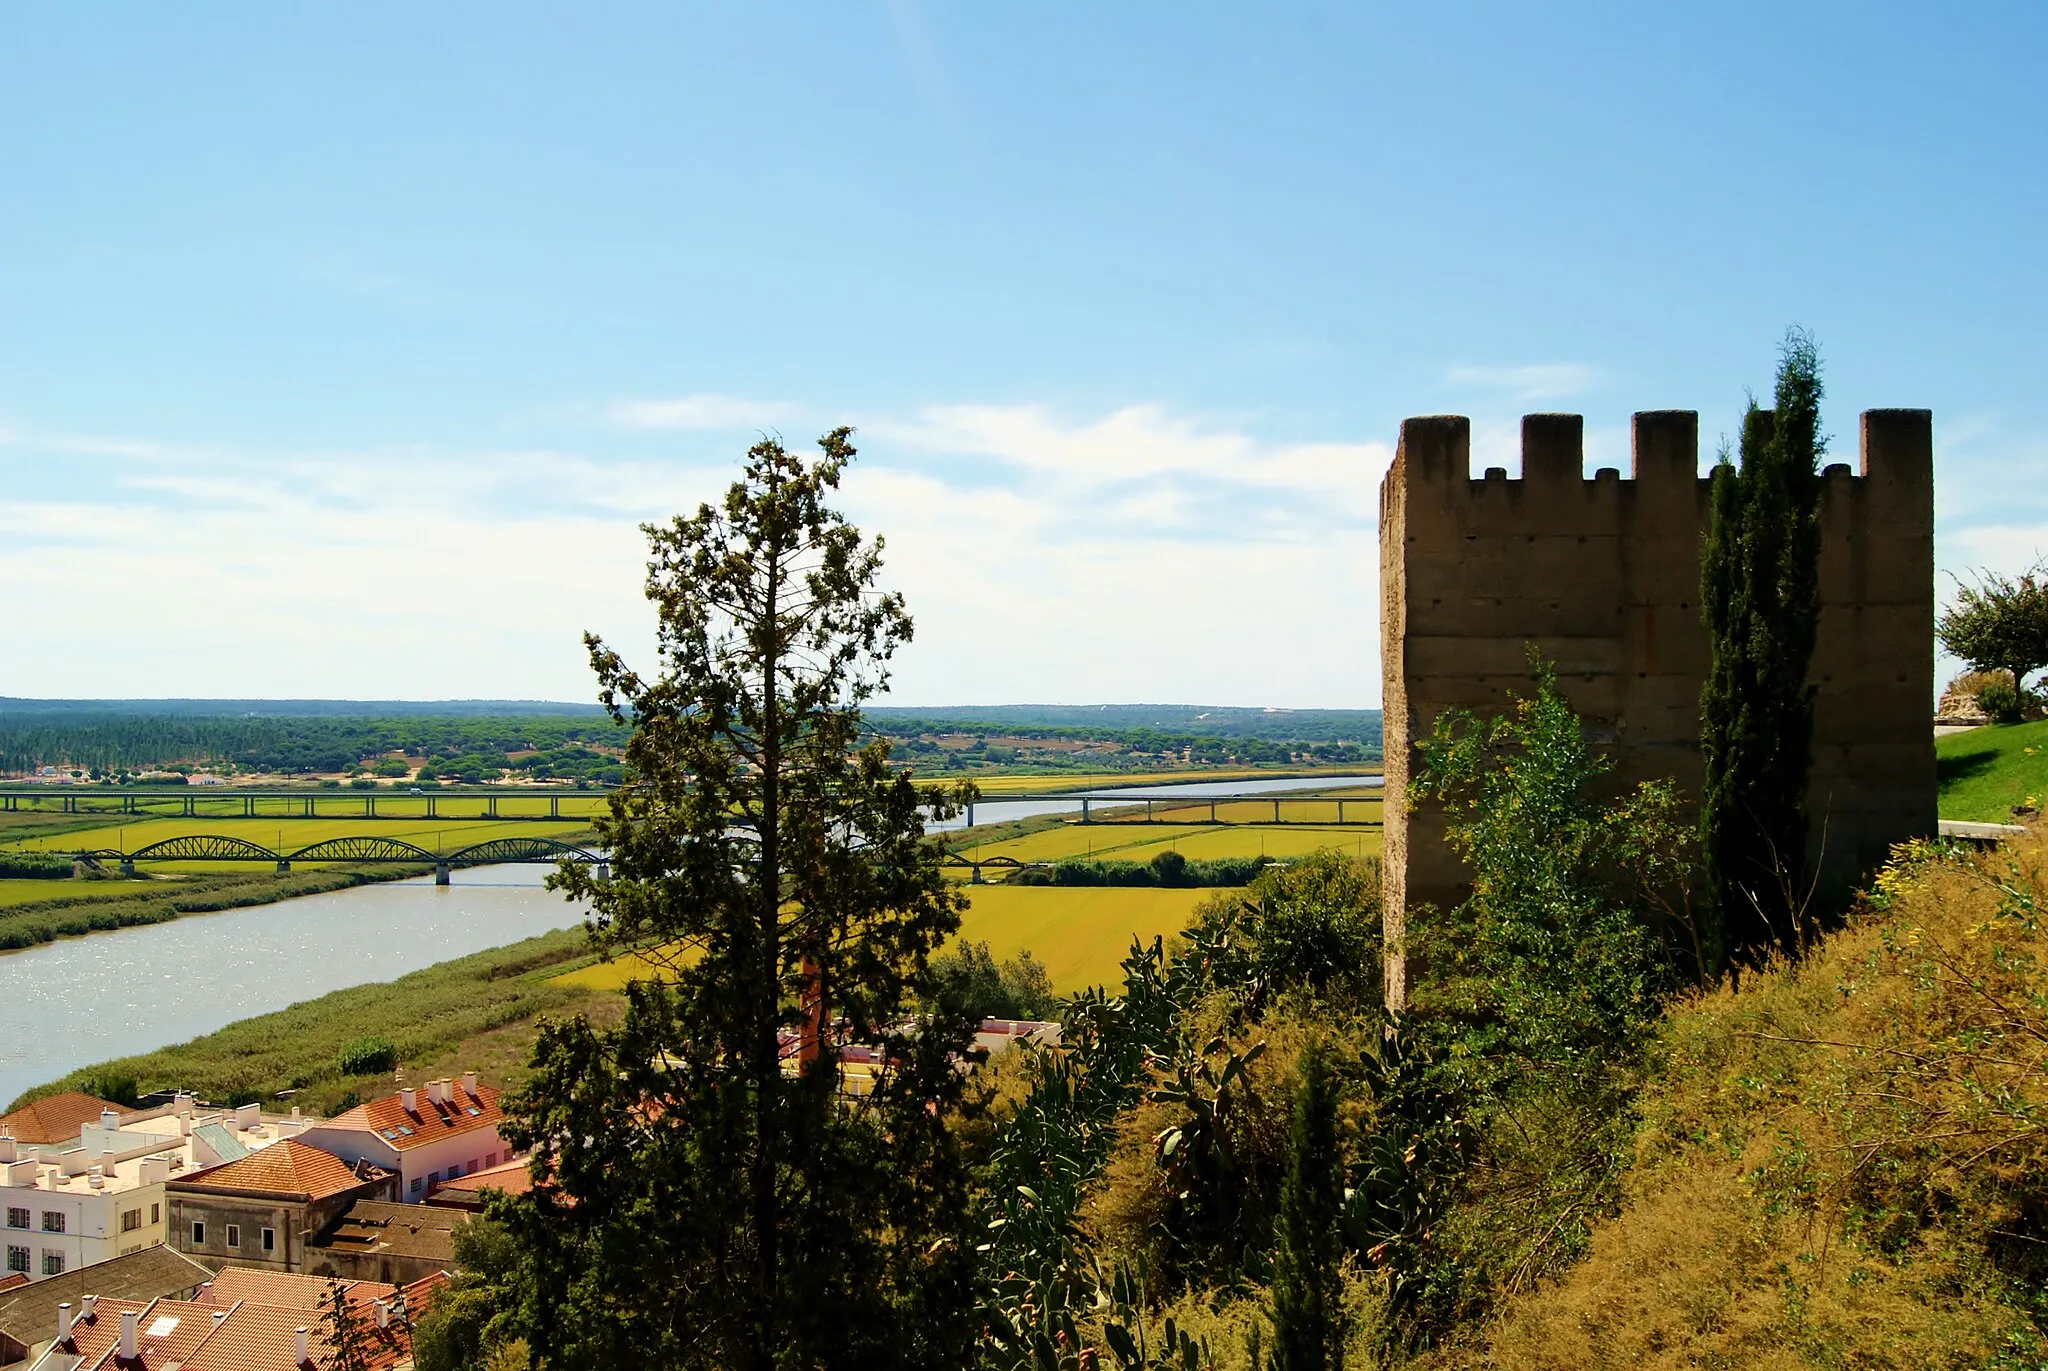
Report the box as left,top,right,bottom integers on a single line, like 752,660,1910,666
0,867,586,1110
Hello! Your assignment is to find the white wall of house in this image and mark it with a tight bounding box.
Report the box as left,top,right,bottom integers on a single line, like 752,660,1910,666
294,1125,507,1203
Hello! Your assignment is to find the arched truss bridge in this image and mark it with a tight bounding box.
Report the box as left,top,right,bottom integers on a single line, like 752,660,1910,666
72,834,603,868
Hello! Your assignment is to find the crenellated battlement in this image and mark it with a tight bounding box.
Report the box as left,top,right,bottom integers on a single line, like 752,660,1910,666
1379,406,1936,1008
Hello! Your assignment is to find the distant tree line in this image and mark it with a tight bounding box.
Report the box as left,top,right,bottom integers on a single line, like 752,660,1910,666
0,713,631,779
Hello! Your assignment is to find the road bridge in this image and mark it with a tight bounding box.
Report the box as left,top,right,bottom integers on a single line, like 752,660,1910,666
954,791,1383,828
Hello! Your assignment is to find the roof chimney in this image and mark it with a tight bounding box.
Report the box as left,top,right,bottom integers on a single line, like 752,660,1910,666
461,1071,478,1097
294,1326,310,1365
0,1137,14,1164
56,1302,72,1344
400,1087,416,1112
119,1309,138,1360
100,1109,120,1132
81,1294,97,1320
374,1299,390,1329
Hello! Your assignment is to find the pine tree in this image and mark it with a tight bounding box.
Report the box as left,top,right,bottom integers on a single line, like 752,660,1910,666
1268,1044,1345,1371
1699,329,1826,968
322,1280,371,1371
491,431,981,1370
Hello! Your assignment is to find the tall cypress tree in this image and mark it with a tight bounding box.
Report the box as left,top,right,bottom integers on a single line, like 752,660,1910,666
1268,1044,1345,1371
1699,329,1825,968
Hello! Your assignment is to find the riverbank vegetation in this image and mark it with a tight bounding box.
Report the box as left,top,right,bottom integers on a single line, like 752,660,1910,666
6,928,602,1115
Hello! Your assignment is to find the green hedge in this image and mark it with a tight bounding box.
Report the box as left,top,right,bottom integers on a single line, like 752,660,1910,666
1009,850,1273,888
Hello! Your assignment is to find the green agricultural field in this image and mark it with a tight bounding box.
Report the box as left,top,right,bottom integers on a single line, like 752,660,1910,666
1937,720,2048,822
0,879,87,908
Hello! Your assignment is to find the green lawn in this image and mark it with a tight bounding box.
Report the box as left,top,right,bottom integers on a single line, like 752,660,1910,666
1937,720,2048,822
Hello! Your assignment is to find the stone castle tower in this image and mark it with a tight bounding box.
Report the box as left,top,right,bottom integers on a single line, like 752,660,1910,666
1378,409,1935,1007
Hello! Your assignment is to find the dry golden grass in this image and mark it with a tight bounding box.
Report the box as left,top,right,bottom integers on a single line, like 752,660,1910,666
1467,830,2048,1369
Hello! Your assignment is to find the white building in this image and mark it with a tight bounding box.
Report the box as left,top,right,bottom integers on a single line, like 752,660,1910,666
0,1097,308,1283
296,1074,509,1202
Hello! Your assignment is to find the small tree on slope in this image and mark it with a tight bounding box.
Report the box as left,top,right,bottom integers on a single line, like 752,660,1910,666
1266,1043,1346,1371
1699,328,1826,969
494,431,980,1371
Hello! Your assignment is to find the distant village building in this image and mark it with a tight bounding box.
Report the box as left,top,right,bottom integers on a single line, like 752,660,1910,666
0,1095,308,1284
297,1075,508,1203
166,1139,396,1276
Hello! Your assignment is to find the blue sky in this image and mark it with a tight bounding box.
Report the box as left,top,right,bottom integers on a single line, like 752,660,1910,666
3,4,2042,705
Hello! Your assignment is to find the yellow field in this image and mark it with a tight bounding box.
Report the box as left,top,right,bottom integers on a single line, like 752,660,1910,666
948,821,1379,866
952,885,1213,990
554,883,1213,997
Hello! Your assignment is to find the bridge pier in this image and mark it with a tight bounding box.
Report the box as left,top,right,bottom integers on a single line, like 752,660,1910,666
1080,799,1091,824
549,796,560,818
965,801,974,827
275,860,291,875
435,861,450,886
596,861,610,880
183,796,195,817
969,863,983,884
119,858,134,877
1209,800,1217,824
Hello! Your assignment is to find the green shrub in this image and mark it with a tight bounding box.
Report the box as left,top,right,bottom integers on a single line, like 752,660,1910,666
0,853,72,879
1978,678,2024,723
339,1035,399,1076
80,1072,139,1108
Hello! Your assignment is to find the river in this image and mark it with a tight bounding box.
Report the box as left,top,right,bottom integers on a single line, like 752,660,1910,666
0,866,586,1110
0,773,1377,1108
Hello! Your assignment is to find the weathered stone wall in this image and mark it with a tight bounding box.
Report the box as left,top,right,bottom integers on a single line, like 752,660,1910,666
1379,409,1934,1008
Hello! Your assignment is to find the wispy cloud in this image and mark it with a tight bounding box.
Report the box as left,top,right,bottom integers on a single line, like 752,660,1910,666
1443,363,1605,402
607,394,801,432
0,400,1390,705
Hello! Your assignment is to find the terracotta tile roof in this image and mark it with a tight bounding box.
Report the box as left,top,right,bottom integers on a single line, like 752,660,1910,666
0,1090,127,1145
0,1272,23,1294
0,1247,213,1345
318,1082,505,1151
171,1138,384,1202
197,1267,396,1314
428,1154,532,1200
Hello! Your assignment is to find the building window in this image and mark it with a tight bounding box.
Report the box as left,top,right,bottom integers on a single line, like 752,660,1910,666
4,1207,25,1229
225,1224,240,1248
468,1159,479,1175
427,1169,439,1185
409,1177,422,1196
192,1220,206,1246
40,1212,64,1234
121,1209,142,1233
42,1251,64,1276
150,1203,160,1225
4,1246,25,1273
485,1152,497,1168
263,1227,275,1252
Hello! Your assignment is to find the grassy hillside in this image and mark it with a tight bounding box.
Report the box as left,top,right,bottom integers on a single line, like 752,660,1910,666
1939,719,2048,822
1455,833,2048,1368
